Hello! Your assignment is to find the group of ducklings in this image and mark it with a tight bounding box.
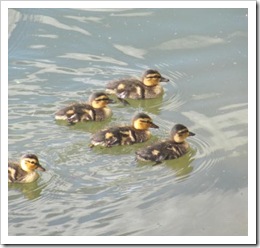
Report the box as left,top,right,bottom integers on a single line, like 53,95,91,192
9,69,195,184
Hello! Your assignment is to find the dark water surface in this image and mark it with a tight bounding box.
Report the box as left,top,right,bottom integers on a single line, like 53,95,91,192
8,8,248,237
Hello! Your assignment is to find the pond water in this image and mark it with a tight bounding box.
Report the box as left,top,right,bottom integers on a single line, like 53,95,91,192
8,7,249,239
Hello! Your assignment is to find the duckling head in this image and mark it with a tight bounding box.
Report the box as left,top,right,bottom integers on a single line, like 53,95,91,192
142,69,169,87
171,124,195,143
132,113,159,130
89,92,114,109
20,154,46,172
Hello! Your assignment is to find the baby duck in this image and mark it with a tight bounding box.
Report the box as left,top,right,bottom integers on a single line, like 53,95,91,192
55,92,114,124
136,124,195,163
106,69,169,102
8,154,46,183
90,113,159,147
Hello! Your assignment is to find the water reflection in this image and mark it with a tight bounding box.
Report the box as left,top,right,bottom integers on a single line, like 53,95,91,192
55,117,113,134
164,150,195,181
64,15,103,24
60,53,127,66
110,11,154,17
183,103,247,154
8,9,22,38
8,181,45,200
155,35,225,50
137,149,196,182
27,14,91,36
120,95,164,115
113,44,147,59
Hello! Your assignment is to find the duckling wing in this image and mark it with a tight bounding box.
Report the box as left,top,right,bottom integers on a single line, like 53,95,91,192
136,141,185,162
8,162,26,182
106,79,145,99
91,127,120,147
55,103,96,123
91,126,137,147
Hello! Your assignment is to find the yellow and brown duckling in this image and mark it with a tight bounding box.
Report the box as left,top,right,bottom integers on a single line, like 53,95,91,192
136,124,195,163
106,69,169,103
8,154,46,183
90,113,159,147
55,92,114,124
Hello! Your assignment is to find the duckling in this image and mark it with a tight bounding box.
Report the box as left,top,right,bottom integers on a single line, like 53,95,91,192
136,124,195,163
8,154,46,183
106,69,169,103
90,113,159,147
55,92,114,124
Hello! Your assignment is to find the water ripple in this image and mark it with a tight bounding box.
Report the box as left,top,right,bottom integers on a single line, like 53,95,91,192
188,135,219,180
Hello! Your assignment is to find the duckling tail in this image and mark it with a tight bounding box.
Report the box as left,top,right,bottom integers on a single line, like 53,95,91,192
67,114,78,125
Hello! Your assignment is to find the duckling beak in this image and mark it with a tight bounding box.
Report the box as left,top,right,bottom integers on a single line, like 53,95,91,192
117,97,130,106
36,164,46,171
108,98,116,104
160,76,169,82
189,131,196,136
150,122,159,129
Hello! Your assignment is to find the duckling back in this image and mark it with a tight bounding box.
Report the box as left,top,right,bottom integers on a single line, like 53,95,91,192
136,124,195,162
106,70,169,99
91,126,151,147
55,103,96,122
55,103,112,123
55,92,113,124
106,79,145,99
136,140,190,162
91,112,159,147
8,162,40,183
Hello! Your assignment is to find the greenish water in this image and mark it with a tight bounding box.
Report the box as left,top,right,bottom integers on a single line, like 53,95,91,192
8,8,248,237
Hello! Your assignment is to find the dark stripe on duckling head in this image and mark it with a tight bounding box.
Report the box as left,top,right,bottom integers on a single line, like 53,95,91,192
95,97,114,103
139,119,159,129
21,154,39,161
174,125,195,137
143,69,161,77
89,92,112,103
143,69,169,82
145,74,161,79
171,124,189,133
132,113,151,120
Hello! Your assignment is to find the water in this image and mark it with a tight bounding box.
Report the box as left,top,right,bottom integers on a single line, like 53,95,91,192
8,8,248,237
